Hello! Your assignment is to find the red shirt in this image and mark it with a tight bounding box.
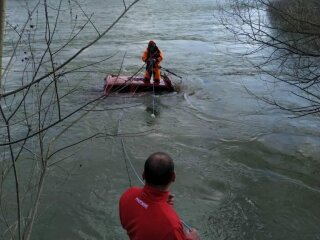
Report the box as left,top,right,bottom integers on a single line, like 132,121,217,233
119,185,187,240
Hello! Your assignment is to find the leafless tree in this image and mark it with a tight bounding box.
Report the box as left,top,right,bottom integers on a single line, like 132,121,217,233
0,0,145,239
219,0,320,117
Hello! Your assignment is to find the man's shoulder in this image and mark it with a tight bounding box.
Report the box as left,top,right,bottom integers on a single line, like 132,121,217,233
120,186,142,200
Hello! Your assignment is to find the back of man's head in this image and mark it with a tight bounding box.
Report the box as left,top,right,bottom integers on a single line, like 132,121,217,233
144,152,174,187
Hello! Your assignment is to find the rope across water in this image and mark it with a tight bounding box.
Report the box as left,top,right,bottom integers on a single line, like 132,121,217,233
151,61,156,118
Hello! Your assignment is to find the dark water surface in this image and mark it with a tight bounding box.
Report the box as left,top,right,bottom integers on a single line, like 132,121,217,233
3,0,320,239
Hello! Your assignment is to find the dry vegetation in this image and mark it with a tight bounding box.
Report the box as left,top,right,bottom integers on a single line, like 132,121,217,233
219,0,320,116
268,0,320,50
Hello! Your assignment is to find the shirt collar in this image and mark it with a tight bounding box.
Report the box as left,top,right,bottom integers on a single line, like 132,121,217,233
142,184,169,203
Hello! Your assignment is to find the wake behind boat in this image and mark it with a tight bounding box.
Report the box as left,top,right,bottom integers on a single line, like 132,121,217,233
104,74,175,94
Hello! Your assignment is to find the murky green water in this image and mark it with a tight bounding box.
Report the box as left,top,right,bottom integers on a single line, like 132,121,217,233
2,0,320,239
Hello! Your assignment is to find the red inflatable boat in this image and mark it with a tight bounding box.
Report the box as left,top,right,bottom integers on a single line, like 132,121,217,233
104,74,175,94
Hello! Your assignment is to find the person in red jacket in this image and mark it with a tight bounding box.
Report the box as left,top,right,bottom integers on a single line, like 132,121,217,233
119,152,200,240
142,40,163,83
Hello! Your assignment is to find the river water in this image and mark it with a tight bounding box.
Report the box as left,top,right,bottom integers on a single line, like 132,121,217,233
3,0,320,239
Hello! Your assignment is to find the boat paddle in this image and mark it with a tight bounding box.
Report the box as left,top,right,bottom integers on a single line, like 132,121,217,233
160,66,183,79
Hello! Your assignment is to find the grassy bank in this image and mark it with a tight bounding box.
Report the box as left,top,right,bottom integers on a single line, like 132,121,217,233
269,0,320,33
267,0,320,51
268,0,320,33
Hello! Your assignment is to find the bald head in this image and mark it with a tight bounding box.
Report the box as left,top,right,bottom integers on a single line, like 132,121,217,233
144,152,175,187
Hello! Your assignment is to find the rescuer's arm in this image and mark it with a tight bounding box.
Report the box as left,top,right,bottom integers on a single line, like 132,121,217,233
184,228,201,240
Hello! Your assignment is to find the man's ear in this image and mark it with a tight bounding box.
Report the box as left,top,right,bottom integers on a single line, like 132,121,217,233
171,171,176,182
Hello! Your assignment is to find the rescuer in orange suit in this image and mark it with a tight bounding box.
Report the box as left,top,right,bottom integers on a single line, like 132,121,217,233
142,40,163,83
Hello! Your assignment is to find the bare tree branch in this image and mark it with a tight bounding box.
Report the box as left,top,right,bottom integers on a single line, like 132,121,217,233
219,0,320,116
